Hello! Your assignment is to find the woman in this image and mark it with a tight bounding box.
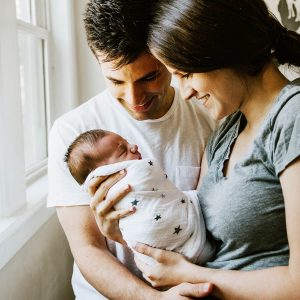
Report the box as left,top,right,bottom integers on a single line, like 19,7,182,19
90,0,300,298
129,0,300,299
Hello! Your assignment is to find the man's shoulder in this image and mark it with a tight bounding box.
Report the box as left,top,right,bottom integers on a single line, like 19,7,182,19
56,89,110,124
50,89,113,144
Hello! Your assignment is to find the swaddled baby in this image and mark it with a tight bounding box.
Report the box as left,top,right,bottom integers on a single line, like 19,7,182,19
65,129,214,264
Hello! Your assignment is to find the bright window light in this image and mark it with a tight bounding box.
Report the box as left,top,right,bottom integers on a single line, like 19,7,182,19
18,32,48,172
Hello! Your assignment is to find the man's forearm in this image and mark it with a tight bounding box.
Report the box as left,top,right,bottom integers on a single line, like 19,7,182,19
74,244,158,300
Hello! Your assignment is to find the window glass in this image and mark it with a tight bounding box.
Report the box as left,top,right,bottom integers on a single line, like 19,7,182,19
18,32,48,172
32,0,47,28
15,0,31,23
15,0,47,28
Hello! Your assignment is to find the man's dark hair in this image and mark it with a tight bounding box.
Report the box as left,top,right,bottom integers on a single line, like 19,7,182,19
84,0,158,69
64,129,107,185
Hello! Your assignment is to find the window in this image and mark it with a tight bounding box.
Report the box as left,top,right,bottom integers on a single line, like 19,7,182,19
15,0,50,174
0,1,51,217
0,0,79,270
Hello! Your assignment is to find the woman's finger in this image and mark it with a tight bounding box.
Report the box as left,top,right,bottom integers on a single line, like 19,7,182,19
134,256,149,273
134,243,164,262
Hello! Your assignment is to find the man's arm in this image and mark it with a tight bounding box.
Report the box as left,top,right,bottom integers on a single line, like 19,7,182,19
57,205,213,299
57,205,158,300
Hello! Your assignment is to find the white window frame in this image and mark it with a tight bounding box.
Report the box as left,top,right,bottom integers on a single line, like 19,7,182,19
0,0,79,270
17,5,52,181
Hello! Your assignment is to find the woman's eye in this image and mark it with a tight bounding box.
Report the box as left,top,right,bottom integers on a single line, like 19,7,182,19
182,73,191,79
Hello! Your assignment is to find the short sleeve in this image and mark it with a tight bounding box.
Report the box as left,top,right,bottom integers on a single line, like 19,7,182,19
47,120,90,207
272,96,300,175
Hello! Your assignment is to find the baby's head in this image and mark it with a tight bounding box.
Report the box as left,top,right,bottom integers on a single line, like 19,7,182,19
64,129,142,184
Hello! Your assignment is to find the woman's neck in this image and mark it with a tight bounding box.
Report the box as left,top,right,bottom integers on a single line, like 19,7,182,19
239,63,289,132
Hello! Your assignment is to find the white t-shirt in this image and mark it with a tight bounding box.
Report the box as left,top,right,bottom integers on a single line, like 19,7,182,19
47,87,215,299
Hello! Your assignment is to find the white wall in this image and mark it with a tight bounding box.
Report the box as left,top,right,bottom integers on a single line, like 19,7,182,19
74,0,106,104
0,215,74,300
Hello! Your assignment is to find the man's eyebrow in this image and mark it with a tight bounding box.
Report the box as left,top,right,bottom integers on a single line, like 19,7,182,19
106,70,159,84
137,70,158,82
106,76,123,83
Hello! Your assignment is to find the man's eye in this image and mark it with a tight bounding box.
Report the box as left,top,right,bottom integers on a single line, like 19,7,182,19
111,80,122,85
144,74,157,81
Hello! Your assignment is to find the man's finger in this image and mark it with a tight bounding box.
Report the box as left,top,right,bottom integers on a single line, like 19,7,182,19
106,206,135,221
177,282,213,297
97,184,132,216
92,170,127,202
87,175,109,196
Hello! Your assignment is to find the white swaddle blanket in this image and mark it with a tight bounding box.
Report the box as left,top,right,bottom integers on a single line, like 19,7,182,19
84,158,213,265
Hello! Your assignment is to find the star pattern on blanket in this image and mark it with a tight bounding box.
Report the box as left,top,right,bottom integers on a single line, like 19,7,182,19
173,225,182,235
152,187,158,191
148,160,153,166
154,215,162,221
131,199,139,206
161,193,166,198
181,199,186,203
164,173,168,179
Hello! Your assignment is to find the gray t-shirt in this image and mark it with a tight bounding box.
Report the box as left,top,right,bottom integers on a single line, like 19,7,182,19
199,78,300,270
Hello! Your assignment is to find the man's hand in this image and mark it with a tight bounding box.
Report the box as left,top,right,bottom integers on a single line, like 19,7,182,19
88,170,135,244
161,282,213,299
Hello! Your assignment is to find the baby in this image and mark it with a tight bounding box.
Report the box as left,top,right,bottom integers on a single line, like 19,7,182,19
65,129,214,264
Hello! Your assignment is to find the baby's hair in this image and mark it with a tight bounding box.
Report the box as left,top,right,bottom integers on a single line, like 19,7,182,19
64,129,107,185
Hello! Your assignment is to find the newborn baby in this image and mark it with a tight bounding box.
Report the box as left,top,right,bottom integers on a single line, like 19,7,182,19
65,129,214,264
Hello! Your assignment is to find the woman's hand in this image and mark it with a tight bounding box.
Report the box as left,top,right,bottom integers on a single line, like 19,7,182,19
134,243,194,288
88,170,135,244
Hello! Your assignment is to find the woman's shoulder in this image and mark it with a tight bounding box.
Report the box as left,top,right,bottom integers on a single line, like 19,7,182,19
270,78,300,125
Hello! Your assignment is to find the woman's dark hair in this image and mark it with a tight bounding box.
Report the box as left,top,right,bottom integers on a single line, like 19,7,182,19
84,0,158,69
148,0,300,75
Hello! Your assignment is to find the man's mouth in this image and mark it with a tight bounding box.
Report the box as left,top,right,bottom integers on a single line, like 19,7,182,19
131,96,155,112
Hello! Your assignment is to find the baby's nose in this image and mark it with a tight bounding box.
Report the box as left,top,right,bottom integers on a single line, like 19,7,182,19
130,144,138,153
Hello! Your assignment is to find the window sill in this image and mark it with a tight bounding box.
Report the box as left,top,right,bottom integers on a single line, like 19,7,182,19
0,174,54,270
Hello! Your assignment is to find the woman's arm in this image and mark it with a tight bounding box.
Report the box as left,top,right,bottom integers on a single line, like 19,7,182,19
197,149,208,189
135,157,300,300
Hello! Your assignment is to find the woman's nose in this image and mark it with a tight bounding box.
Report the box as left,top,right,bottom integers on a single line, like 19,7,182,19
182,86,197,101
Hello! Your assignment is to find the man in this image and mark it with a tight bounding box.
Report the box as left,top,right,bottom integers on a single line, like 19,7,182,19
47,1,215,299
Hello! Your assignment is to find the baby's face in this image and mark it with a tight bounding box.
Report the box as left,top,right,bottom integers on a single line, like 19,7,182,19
95,132,142,166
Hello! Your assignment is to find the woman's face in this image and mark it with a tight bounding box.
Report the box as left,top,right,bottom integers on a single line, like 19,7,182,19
166,65,247,120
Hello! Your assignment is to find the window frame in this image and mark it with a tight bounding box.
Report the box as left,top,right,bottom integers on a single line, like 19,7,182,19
17,5,51,177
0,0,79,270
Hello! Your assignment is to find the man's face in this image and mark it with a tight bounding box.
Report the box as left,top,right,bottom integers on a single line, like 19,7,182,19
98,52,173,120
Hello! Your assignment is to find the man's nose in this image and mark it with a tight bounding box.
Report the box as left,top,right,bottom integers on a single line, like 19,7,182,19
124,85,145,105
